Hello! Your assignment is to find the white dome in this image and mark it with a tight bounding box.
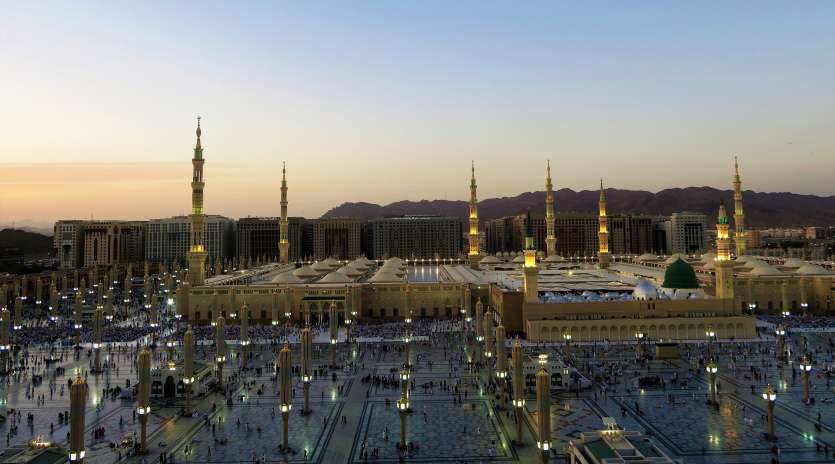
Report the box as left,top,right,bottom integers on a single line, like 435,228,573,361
511,255,526,264
293,265,320,279
480,255,502,264
795,263,833,275
698,252,716,264
632,279,658,300
782,258,806,268
271,271,304,284
747,263,783,276
340,265,363,277
637,253,658,262
544,254,566,263
311,261,333,273
368,270,404,283
318,270,353,284
665,253,687,265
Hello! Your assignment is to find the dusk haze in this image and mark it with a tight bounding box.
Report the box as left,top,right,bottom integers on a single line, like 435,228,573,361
1,3,835,464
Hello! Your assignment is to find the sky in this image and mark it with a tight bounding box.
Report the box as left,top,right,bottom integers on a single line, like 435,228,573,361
1,1,834,228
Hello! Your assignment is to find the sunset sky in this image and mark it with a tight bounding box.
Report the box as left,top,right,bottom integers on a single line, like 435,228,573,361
2,2,834,227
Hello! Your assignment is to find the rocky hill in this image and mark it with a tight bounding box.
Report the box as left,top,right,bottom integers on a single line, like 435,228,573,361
321,187,835,227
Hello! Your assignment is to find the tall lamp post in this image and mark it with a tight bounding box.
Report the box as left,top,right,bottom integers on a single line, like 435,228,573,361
762,384,777,440
301,325,312,414
278,342,292,451
329,302,338,367
137,347,151,455
775,325,786,362
635,331,645,360
495,323,507,409
483,309,494,383
706,361,718,404
397,367,410,451
69,376,87,464
215,316,226,390
240,304,250,370
799,356,812,404
705,327,716,360
183,326,194,416
511,339,525,445
535,354,551,464
563,330,572,358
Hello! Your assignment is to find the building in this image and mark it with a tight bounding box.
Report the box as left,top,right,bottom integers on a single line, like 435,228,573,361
609,215,655,255
81,221,146,267
368,215,462,259
568,421,676,464
54,220,86,269
667,212,706,254
145,215,235,265
313,218,362,260
236,217,308,262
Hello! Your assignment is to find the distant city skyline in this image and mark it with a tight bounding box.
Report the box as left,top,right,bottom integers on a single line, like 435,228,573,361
2,2,834,225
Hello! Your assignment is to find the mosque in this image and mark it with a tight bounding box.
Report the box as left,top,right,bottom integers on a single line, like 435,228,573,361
177,120,832,343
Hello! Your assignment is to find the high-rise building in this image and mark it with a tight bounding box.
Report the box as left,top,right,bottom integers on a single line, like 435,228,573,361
668,212,707,254
609,215,655,255
368,216,462,259
81,221,146,267
313,218,361,260
145,215,235,265
54,220,86,269
237,217,307,262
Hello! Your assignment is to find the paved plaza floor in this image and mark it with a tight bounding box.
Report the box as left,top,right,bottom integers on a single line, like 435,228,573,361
2,326,834,463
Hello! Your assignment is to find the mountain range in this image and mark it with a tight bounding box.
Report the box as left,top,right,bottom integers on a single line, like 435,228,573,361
321,187,835,228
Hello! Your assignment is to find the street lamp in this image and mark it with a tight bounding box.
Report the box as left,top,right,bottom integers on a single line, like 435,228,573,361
799,356,812,404
705,361,718,404
563,331,572,357
705,327,716,359
762,384,777,440
635,331,645,360
775,325,786,361
536,353,551,464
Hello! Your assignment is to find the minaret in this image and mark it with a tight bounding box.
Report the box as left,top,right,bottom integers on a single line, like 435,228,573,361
523,211,539,303
468,161,480,268
733,156,746,256
69,376,87,464
598,179,610,269
714,203,735,299
187,117,208,286
545,160,556,257
279,162,289,264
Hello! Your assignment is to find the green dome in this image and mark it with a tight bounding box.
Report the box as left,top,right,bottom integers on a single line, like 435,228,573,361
662,258,700,289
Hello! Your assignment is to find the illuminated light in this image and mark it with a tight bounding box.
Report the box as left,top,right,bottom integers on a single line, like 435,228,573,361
136,406,150,415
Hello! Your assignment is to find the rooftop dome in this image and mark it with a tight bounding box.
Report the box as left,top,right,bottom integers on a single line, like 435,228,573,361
293,265,320,279
664,253,688,265
511,255,526,264
271,271,305,284
697,251,716,264
795,263,833,275
637,253,659,262
632,279,658,300
318,270,353,284
747,262,783,276
320,257,342,268
782,258,806,268
480,255,502,264
662,258,700,289
544,254,566,263
340,265,363,278
311,261,333,273
368,270,404,283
